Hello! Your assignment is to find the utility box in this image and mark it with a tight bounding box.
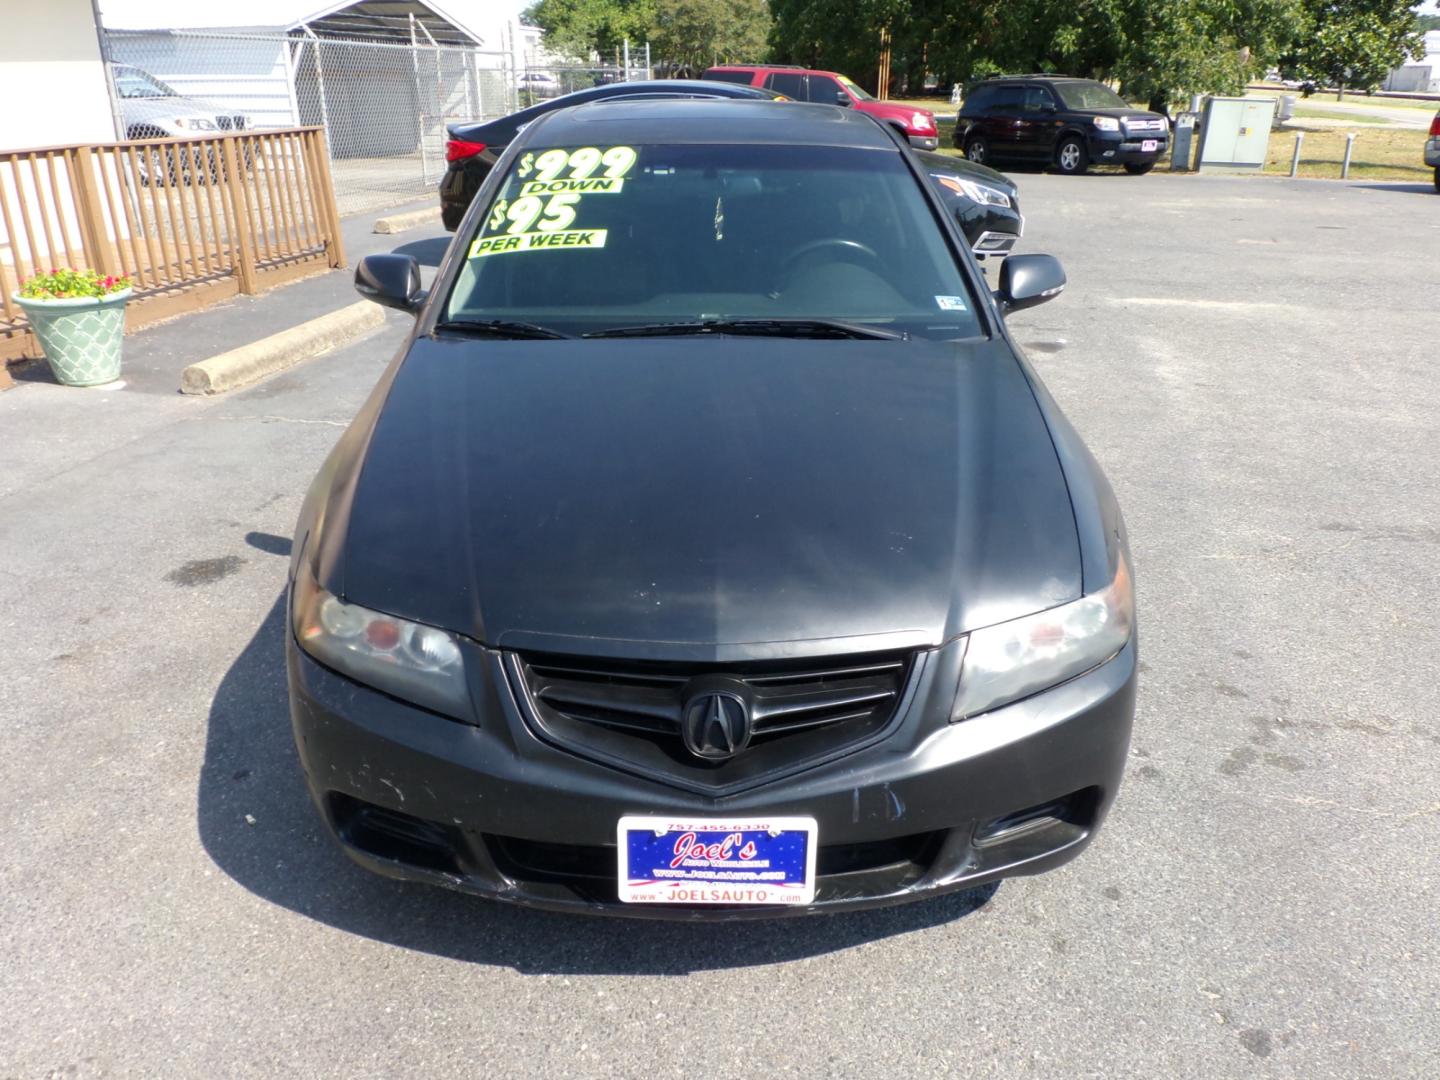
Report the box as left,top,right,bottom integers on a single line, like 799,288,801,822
1171,113,1198,171
1194,96,1276,172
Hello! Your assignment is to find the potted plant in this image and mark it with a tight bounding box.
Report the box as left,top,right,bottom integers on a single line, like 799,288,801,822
13,268,134,387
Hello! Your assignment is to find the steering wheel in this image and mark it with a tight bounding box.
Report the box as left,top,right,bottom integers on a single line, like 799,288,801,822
779,238,882,277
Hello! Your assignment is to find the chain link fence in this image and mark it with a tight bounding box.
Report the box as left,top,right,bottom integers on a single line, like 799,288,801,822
104,29,651,217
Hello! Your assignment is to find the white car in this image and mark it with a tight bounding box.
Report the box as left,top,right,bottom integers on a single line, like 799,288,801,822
515,72,562,99
111,64,248,138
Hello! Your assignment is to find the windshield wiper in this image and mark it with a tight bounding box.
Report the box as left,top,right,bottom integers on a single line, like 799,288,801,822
583,318,906,341
433,318,571,340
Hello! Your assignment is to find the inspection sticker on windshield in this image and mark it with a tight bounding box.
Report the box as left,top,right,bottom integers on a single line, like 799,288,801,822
935,295,969,311
617,815,817,905
469,229,607,258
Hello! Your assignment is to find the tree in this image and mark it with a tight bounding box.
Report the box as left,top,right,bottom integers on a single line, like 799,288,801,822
651,0,770,73
1114,0,1302,110
769,0,1301,101
523,0,655,61
1280,0,1425,96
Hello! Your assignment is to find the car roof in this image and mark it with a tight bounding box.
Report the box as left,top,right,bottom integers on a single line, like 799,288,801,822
978,75,1095,84
528,99,897,149
708,64,844,77
590,78,777,97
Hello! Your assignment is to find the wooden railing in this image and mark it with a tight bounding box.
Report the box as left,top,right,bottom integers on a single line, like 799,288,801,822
1,127,345,368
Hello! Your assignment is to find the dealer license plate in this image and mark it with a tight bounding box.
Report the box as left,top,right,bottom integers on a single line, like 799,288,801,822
617,815,817,905
1141,139,1158,152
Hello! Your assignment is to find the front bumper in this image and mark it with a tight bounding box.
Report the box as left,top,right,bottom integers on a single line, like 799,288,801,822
957,199,1023,258
288,635,1136,919
1089,130,1168,165
908,134,940,151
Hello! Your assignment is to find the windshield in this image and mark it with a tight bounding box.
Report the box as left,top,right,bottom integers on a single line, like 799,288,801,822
445,142,981,340
1054,80,1129,110
113,67,178,99
838,76,875,102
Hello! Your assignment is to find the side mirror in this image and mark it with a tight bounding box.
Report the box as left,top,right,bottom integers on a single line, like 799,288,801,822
835,92,852,107
355,253,423,313
997,254,1066,313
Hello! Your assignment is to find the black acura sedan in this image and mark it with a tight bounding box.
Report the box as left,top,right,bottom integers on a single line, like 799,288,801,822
289,101,1136,918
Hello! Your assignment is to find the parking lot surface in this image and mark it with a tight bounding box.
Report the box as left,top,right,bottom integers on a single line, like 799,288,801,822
2,173,1437,1078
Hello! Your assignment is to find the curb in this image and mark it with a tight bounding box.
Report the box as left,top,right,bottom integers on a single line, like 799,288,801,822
374,207,441,234
180,301,386,396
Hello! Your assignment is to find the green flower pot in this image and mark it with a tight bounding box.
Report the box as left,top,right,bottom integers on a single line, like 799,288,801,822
13,288,132,387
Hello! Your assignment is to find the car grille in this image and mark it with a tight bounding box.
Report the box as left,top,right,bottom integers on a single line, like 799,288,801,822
485,829,945,905
505,648,920,794
1124,117,1166,133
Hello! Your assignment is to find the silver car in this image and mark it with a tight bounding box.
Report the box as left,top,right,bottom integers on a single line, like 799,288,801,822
112,65,248,139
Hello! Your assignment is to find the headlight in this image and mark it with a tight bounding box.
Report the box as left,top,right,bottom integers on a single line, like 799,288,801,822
1092,116,1120,132
292,561,470,718
949,176,1013,208
911,112,936,132
951,554,1133,721
174,117,217,131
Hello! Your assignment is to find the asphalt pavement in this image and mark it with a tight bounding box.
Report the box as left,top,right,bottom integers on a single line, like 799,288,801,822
2,173,1437,1078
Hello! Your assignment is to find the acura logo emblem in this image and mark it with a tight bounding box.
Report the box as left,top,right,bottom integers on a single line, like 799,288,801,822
681,689,751,761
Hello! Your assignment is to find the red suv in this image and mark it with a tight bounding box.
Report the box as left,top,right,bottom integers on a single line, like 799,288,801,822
702,66,938,150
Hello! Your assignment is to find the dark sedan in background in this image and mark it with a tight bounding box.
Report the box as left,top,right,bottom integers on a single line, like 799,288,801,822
913,149,1023,258
293,101,1135,919
440,80,785,230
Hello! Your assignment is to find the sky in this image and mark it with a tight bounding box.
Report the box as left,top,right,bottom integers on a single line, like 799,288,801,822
96,0,1440,34
97,0,533,32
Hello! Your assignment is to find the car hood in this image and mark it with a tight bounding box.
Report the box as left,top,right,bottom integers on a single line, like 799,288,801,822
862,100,933,124
119,95,237,122
336,335,1080,661
912,149,1015,192
1088,107,1167,124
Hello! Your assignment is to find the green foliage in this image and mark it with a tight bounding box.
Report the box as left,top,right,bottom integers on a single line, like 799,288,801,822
525,0,767,68
1115,0,1302,108
523,0,655,60
19,268,132,300
770,0,1305,106
651,0,771,73
1280,0,1425,91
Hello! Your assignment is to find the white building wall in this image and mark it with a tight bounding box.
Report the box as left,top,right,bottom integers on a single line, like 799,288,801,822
1384,31,1440,93
1,1,118,278
0,0,116,150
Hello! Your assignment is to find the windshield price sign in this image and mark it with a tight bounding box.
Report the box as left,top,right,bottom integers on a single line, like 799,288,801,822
468,145,637,260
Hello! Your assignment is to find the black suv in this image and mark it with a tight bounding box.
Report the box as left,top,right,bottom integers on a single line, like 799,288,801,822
955,76,1168,175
